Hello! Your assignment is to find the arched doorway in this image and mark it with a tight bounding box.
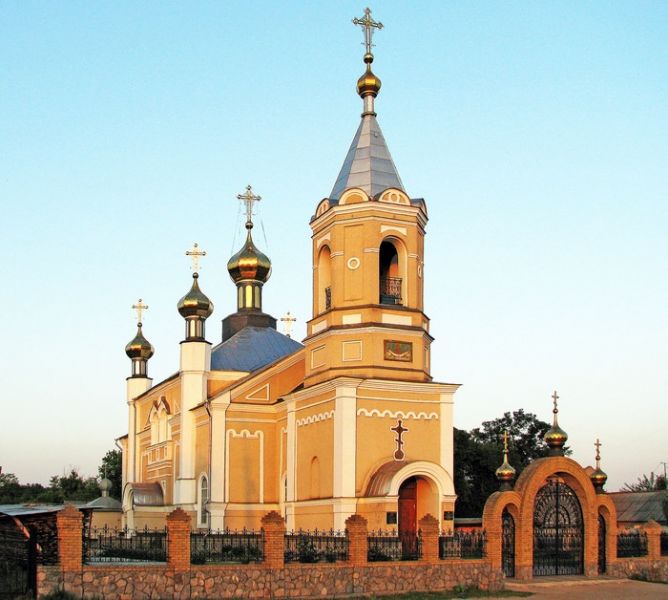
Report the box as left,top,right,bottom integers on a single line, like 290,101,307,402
533,478,584,576
502,508,515,578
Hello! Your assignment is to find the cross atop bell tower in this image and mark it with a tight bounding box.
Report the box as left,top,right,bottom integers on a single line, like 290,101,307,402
352,7,383,56
237,185,262,228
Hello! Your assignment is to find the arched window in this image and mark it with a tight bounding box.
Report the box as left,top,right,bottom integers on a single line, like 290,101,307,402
379,241,402,305
199,475,209,527
317,246,332,313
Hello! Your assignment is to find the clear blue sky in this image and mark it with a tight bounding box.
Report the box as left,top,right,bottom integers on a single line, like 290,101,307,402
1,1,666,491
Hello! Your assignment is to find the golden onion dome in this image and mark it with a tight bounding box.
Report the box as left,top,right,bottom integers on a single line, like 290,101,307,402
589,468,608,490
544,424,568,452
357,53,381,98
125,324,154,360
495,460,517,484
227,228,272,284
177,273,214,319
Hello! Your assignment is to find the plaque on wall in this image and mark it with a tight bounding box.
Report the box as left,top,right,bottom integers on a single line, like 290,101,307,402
444,511,454,521
384,340,412,362
386,511,397,525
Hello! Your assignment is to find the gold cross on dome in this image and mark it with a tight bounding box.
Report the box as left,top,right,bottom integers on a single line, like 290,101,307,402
502,431,510,455
352,7,383,55
236,185,262,225
185,242,206,273
132,299,148,324
280,311,297,338
595,438,602,464
551,390,560,413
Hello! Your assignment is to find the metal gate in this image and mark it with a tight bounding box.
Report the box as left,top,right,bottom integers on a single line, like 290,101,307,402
502,508,515,578
598,514,606,574
0,527,36,599
532,479,584,576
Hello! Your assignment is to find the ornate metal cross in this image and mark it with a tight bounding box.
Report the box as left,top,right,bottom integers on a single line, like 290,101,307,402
391,419,408,461
280,311,296,338
132,298,148,324
236,184,262,225
595,438,602,467
185,242,206,273
551,390,559,413
502,430,510,455
352,7,383,55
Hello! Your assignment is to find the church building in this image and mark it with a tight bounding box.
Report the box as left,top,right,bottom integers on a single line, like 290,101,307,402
120,9,458,534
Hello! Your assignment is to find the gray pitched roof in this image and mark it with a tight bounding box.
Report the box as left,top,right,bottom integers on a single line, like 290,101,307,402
211,326,303,373
609,491,667,524
329,114,405,202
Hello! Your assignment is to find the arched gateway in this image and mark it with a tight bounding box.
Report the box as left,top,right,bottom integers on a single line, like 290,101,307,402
482,394,618,580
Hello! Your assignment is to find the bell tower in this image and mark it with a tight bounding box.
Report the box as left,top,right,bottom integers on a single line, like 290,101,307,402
304,10,431,388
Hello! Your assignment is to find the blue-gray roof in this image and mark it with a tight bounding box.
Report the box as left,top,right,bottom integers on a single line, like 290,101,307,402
211,326,303,373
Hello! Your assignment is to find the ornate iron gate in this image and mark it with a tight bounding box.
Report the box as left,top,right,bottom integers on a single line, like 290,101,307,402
502,509,515,578
532,479,584,576
598,514,606,573
0,527,36,599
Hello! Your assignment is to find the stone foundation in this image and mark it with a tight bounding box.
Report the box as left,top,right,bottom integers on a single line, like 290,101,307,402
610,558,668,583
39,560,503,599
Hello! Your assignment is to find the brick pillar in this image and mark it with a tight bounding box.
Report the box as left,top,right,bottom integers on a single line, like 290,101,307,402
166,507,191,571
418,513,440,563
345,514,368,566
644,519,662,559
57,504,83,572
261,510,286,568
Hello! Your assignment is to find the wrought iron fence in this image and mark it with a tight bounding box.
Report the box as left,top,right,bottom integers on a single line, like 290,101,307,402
367,530,421,562
0,527,36,599
439,530,486,559
324,287,332,311
191,529,264,564
616,530,648,558
284,529,348,563
380,277,402,304
661,531,668,557
83,526,168,563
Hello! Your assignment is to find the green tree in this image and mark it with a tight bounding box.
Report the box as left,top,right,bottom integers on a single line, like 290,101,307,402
621,473,667,492
98,449,122,500
49,469,98,502
454,410,559,517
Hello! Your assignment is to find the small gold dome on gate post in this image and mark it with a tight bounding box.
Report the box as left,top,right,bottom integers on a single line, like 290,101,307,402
544,390,568,456
495,431,516,491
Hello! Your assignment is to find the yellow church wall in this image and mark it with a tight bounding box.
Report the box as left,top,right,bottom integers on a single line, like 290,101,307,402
295,418,334,501
229,353,305,405
227,432,262,504
194,417,209,488
293,501,334,530
356,499,398,531
90,511,122,530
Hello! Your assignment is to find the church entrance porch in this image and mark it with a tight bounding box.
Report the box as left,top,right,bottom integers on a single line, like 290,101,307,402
532,479,584,576
398,476,419,559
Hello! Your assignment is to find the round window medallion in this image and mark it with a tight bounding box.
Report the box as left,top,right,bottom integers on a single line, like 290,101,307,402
417,263,423,277
347,257,361,270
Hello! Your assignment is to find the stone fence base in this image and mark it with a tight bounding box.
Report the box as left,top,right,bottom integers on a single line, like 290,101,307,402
38,560,503,599
609,557,668,584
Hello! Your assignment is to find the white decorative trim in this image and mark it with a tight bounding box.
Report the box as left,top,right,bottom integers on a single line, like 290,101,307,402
310,344,326,369
296,410,335,427
316,233,331,248
341,340,362,362
380,225,407,236
330,251,344,258
311,321,327,335
363,247,380,253
342,313,362,325
225,429,264,503
381,314,412,326
357,408,439,420
347,256,360,270
245,383,269,402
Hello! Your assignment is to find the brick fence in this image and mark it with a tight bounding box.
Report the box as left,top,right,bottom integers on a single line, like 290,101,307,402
38,507,503,599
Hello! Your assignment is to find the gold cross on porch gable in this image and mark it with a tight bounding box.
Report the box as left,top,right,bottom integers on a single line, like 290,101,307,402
391,419,408,461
